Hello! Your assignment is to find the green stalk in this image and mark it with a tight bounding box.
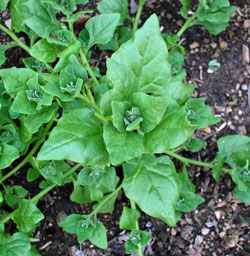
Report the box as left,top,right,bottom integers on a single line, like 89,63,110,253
88,184,123,219
79,49,100,87
165,150,232,173
0,24,54,73
133,0,145,35
0,163,82,224
130,200,143,256
0,115,55,184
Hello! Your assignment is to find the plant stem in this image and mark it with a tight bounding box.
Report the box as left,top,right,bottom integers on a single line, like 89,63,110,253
0,115,55,184
176,12,198,38
165,150,232,173
130,200,143,256
0,24,54,73
88,184,123,219
0,163,82,224
133,0,145,35
79,49,100,87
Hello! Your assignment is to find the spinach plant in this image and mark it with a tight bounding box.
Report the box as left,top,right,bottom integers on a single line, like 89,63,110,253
0,0,248,255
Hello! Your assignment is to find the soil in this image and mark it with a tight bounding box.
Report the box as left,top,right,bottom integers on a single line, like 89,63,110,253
0,0,250,256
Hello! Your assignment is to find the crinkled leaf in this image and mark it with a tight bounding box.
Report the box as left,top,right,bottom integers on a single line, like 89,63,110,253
185,98,220,128
13,199,44,233
89,222,107,249
123,155,180,226
97,0,130,24
30,39,59,63
0,232,31,256
23,57,45,72
5,185,28,209
119,206,140,230
38,108,109,165
145,100,194,153
103,121,144,165
42,0,76,15
0,143,19,169
86,13,120,50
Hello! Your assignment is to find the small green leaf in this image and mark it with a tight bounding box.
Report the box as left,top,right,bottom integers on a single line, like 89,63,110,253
0,143,19,170
168,47,184,73
63,10,94,23
86,13,121,50
76,218,94,243
27,168,40,182
70,183,93,204
0,45,14,67
60,214,85,234
184,138,207,152
4,185,28,209
177,169,195,193
13,199,44,233
97,0,130,24
232,186,250,204
120,206,140,230
176,192,205,212
89,222,107,249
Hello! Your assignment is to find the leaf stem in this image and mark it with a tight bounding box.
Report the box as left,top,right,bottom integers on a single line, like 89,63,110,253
165,150,232,173
88,184,123,219
79,49,100,87
130,200,143,256
0,115,56,184
0,163,82,224
133,0,145,35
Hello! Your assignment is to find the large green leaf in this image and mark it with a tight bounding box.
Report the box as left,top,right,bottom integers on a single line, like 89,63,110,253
86,13,121,50
97,0,130,23
13,199,44,233
108,14,171,94
0,233,31,256
103,121,144,165
30,39,60,63
38,108,109,165
19,0,61,37
0,143,19,169
123,155,180,226
145,100,194,153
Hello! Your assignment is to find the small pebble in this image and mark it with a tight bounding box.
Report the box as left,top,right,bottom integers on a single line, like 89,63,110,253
241,84,248,91
214,210,221,220
194,235,203,245
145,221,152,228
205,221,214,228
201,228,210,235
242,234,250,240
243,19,250,29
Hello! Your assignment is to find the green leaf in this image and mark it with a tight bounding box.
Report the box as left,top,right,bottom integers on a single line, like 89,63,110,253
60,214,84,234
0,143,19,169
233,186,250,204
177,169,195,193
63,10,94,23
30,39,59,63
0,232,31,256
108,14,171,95
10,0,28,32
103,121,144,165
185,98,220,128
0,0,8,11
0,45,14,67
169,48,184,74
76,0,88,4
97,0,130,24
38,108,109,165
184,138,207,152
27,168,40,182
76,218,94,243
125,230,151,254
93,190,119,213
70,183,93,204
24,103,58,134
42,0,76,15
179,0,192,19
86,13,121,50
176,192,205,212
5,185,28,208
89,222,108,249
145,100,194,153
119,206,140,230
40,164,64,186
23,57,45,72
20,0,61,37
13,199,44,233
123,155,180,226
